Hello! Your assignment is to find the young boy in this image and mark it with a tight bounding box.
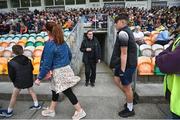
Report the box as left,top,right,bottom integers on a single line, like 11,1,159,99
0,45,41,118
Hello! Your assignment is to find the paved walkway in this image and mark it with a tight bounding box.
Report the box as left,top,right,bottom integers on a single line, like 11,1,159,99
0,63,170,119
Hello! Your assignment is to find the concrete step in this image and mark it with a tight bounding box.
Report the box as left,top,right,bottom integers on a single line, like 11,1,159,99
0,63,166,104
0,82,64,101
137,75,164,83
135,83,167,104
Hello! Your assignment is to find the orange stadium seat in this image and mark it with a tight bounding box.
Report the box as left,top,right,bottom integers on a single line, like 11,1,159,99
138,56,154,75
0,57,8,74
33,63,40,75
0,42,9,48
33,49,43,57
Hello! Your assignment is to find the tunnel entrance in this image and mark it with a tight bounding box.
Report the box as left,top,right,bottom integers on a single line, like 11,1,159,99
94,32,107,61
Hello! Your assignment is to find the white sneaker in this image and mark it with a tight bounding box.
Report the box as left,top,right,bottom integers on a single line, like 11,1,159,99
41,109,55,117
72,109,86,120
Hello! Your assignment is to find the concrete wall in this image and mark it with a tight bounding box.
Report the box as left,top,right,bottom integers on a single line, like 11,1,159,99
4,0,180,12
125,1,148,9
1,0,180,12
104,16,116,66
0,8,12,13
167,0,180,7
65,4,87,10
29,6,44,11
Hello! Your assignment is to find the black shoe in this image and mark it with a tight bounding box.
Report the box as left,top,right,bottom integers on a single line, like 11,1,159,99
124,99,137,108
85,82,89,87
90,83,95,87
118,108,135,118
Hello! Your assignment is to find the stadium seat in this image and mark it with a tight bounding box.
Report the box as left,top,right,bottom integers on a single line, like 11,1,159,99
6,37,13,42
28,37,36,43
36,37,45,43
33,57,41,74
26,41,34,47
3,47,12,58
17,41,26,47
0,37,6,42
140,44,153,57
0,57,8,74
44,36,49,41
23,49,33,57
11,37,19,43
20,37,28,42
8,42,16,47
33,49,43,57
22,34,30,38
8,34,15,38
138,56,154,75
34,41,44,47
29,33,37,38
24,46,35,52
33,57,41,64
35,46,44,51
33,63,40,75
0,47,5,57
152,44,164,56
14,34,21,38
0,42,9,48
143,36,154,45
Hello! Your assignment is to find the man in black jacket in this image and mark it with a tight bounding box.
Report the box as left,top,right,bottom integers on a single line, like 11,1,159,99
80,30,101,87
110,14,137,118
0,45,41,118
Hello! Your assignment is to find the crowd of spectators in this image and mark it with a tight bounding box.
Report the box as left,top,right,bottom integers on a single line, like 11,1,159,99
0,9,80,35
0,7,179,45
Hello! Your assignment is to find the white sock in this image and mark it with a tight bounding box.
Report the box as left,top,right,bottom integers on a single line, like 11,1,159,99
127,103,133,111
8,108,13,113
34,101,38,107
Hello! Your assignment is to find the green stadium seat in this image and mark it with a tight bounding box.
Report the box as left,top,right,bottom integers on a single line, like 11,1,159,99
26,41,34,47
35,41,44,47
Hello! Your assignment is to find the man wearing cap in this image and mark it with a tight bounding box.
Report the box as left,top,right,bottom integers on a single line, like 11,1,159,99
110,14,137,117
